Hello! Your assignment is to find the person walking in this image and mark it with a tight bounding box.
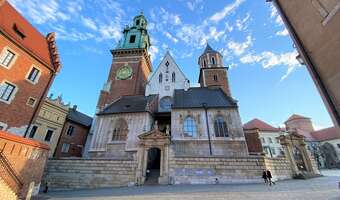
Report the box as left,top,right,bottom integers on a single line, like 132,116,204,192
266,169,275,186
262,170,268,184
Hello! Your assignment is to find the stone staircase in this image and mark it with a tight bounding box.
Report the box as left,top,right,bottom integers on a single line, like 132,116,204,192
0,178,18,200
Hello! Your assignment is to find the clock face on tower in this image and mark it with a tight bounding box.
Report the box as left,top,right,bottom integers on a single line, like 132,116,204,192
116,65,132,80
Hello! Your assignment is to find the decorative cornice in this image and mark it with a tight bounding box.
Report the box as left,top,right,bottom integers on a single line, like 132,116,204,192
46,32,61,73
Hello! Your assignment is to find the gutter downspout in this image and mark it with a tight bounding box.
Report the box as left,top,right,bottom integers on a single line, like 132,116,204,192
269,0,340,127
202,103,213,155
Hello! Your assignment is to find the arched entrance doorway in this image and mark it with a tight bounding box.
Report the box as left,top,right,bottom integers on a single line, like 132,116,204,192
145,148,161,185
321,143,339,168
293,146,306,171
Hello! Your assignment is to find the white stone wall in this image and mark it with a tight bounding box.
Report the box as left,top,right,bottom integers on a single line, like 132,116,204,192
259,131,284,158
171,108,245,140
171,108,247,156
89,112,153,157
145,52,189,112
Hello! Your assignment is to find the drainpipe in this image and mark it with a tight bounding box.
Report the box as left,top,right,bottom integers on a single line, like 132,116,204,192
267,0,340,127
202,103,213,155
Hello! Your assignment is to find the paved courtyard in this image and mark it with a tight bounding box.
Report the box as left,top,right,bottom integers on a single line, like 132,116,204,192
35,170,340,200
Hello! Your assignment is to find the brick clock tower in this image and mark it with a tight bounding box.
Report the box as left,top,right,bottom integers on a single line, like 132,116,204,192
198,44,231,96
97,13,152,111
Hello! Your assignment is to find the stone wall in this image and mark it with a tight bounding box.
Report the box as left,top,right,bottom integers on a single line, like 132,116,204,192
169,156,265,184
169,156,294,185
43,159,137,190
263,157,293,181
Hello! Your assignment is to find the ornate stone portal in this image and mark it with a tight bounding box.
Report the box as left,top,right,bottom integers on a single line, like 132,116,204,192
136,122,170,185
279,132,319,176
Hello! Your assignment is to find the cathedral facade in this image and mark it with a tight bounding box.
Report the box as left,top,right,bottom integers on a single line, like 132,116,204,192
87,13,256,185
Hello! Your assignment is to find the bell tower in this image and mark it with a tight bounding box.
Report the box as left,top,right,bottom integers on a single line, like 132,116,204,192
198,44,232,96
97,12,152,111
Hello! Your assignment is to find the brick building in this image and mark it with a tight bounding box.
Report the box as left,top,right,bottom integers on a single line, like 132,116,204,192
268,0,340,130
0,0,61,136
54,105,92,158
244,118,284,158
0,130,49,199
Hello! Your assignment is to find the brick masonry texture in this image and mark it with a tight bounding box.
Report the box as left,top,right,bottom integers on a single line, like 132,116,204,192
0,131,49,198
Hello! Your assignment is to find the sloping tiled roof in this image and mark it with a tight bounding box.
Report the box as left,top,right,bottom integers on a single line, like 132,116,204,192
202,43,220,55
285,114,310,123
0,1,54,68
295,128,316,141
311,127,340,141
98,95,157,115
243,118,280,132
172,87,237,109
67,108,93,127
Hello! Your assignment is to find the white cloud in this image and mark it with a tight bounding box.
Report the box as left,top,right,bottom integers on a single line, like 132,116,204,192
186,0,204,11
81,17,97,31
236,13,251,31
164,31,178,43
276,28,289,36
149,46,159,62
228,35,253,55
98,22,122,41
210,0,245,23
160,8,182,26
9,0,71,24
240,50,301,81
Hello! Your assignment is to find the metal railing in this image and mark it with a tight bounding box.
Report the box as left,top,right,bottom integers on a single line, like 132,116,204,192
0,150,23,195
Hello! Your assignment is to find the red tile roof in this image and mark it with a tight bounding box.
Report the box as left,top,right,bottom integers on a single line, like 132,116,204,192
243,118,280,132
311,127,340,141
0,1,59,71
285,114,310,123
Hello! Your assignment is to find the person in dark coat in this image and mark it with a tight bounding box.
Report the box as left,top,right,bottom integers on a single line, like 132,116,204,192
262,170,268,184
266,170,275,185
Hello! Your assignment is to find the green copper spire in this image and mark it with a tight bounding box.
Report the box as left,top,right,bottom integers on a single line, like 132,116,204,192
116,12,151,50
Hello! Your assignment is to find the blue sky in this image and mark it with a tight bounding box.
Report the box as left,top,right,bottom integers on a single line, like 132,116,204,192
9,0,333,129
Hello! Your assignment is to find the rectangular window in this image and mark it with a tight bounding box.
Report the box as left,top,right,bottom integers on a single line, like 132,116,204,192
44,130,54,141
337,144,340,148
136,19,140,26
67,125,75,136
0,82,16,102
27,67,40,83
26,97,36,107
61,143,70,153
129,35,136,43
0,49,15,67
29,125,38,138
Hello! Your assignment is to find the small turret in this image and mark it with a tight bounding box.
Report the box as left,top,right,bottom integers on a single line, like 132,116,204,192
198,43,232,96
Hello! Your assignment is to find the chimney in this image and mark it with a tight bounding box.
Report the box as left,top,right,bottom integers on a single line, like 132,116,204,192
73,105,77,111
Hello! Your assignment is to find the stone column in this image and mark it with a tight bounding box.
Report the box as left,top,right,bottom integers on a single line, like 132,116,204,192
135,145,145,185
283,141,299,175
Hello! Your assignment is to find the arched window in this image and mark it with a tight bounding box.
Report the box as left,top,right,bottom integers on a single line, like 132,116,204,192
214,115,228,137
211,56,216,65
159,73,162,83
183,116,197,137
213,75,218,82
112,118,128,141
159,96,172,112
203,59,207,67
172,72,175,82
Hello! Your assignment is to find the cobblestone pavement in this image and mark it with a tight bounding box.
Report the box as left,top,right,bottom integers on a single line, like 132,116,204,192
34,173,340,200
